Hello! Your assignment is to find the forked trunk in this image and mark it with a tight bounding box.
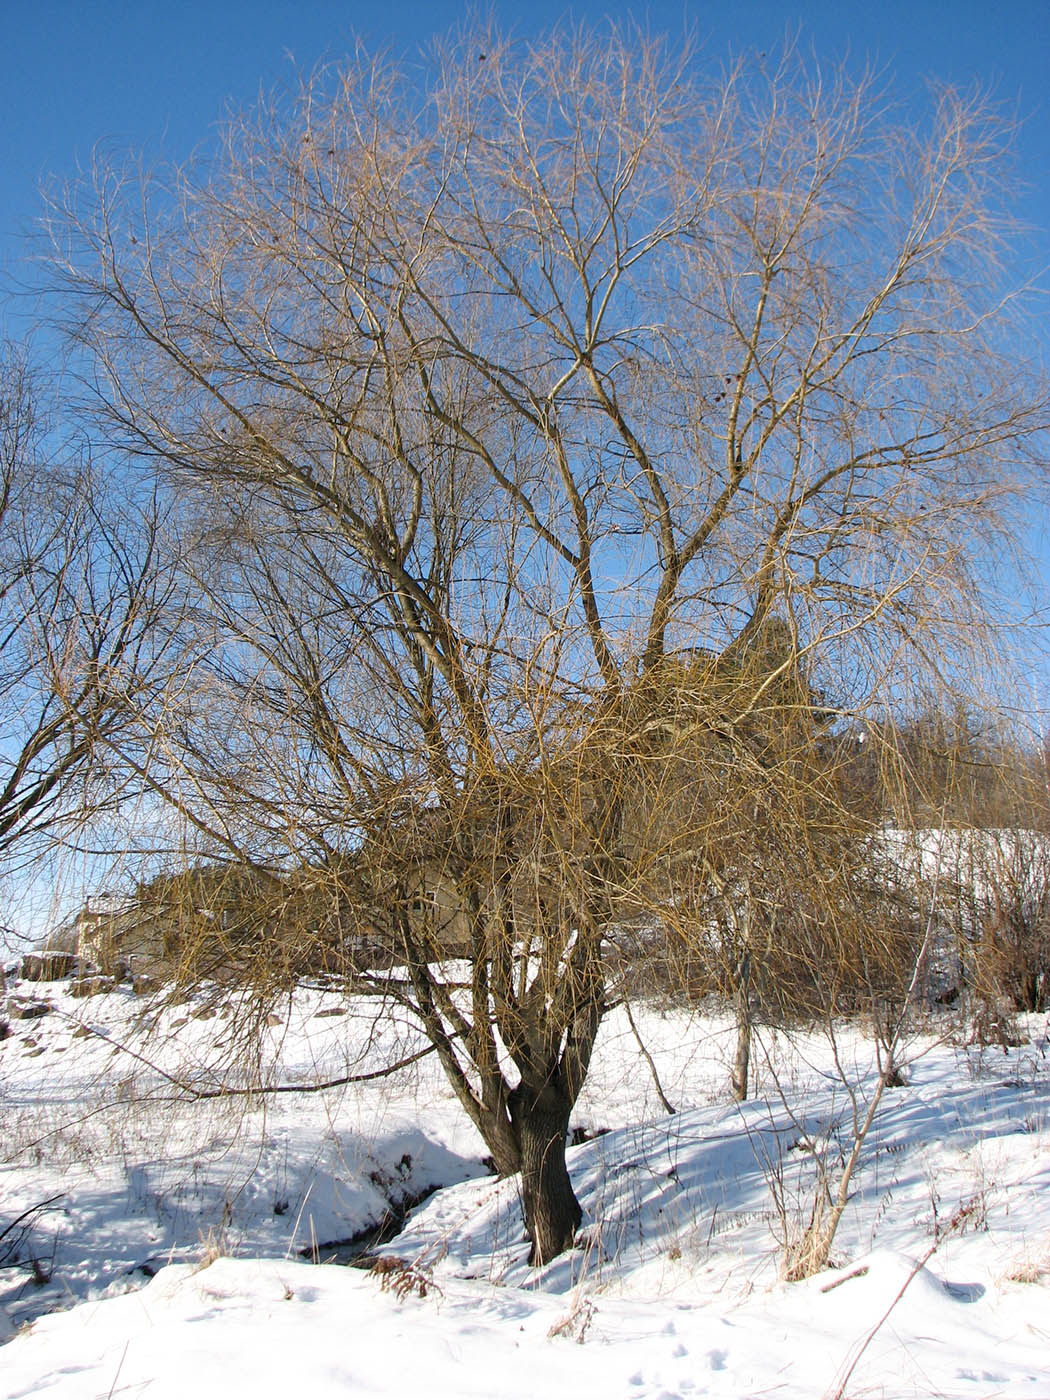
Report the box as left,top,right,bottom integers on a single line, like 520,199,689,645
510,1079,581,1266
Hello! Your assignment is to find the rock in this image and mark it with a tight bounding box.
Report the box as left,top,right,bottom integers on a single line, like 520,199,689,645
20,951,79,982
132,974,162,996
7,998,51,1020
69,976,116,998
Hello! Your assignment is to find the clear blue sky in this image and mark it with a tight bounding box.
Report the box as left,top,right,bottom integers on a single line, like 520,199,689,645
1,0,1048,618
2,1,1046,538
1,1,1047,935
2,0,1048,294
1,0,1048,597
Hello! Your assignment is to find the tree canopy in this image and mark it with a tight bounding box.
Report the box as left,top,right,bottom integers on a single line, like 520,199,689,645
47,25,1049,1262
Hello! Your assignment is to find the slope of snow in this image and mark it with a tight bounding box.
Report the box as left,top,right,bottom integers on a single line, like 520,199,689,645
5,1248,1047,1400
2,975,1048,1398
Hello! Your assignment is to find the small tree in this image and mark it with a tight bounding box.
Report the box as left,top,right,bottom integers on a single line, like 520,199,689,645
53,27,1048,1262
0,343,173,906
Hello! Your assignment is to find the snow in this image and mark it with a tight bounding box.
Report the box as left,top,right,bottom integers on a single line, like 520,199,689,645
2,976,1049,1398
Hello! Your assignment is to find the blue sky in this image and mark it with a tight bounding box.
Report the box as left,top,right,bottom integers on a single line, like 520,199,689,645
0,1,1047,604
1,1,1047,933
1,3,1047,604
1,0,1048,639
2,0,1048,298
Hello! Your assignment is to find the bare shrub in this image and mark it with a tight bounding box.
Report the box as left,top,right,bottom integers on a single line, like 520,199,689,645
973,835,1050,1015
370,1254,438,1302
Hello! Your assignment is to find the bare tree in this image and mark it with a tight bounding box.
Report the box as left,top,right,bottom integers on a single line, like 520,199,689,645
51,27,1048,1262
0,343,174,911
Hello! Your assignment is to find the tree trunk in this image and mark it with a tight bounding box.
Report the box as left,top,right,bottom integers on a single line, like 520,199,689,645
509,1078,582,1266
730,944,752,1103
477,1098,522,1179
731,1006,751,1102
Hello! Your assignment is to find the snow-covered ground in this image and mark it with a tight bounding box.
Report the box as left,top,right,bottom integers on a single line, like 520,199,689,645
1,975,1048,1398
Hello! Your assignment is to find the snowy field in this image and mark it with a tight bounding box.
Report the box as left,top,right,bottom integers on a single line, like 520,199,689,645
1,974,1048,1398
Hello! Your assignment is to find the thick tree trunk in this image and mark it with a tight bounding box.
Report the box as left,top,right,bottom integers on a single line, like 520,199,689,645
509,1078,582,1266
477,1099,522,1179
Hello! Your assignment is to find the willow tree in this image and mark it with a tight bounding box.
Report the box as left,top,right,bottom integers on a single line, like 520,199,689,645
53,27,1047,1263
